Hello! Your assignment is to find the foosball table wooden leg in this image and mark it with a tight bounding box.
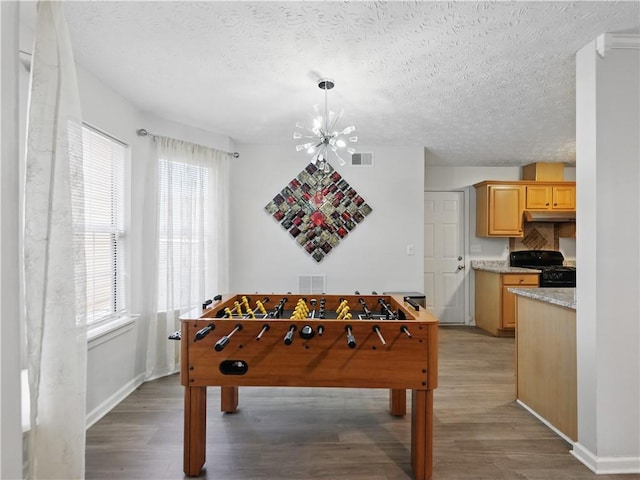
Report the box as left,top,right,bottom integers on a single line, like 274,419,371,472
221,386,239,413
184,386,207,477
389,388,407,416
411,389,434,480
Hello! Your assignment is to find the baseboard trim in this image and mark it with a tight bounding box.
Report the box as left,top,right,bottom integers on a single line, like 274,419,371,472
516,399,575,445
85,372,145,429
572,442,640,474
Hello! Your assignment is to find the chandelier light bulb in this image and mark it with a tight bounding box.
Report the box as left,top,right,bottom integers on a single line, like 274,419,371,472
347,148,356,155
294,78,357,171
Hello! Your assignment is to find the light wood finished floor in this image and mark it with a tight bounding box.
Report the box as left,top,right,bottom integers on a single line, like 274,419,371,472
86,326,639,480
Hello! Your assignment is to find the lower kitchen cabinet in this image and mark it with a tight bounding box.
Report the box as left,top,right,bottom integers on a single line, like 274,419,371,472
474,270,539,336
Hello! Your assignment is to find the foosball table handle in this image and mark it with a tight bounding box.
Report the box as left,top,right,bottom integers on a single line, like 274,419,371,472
345,325,356,349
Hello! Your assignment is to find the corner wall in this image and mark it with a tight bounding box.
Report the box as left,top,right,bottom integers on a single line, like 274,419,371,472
574,36,640,473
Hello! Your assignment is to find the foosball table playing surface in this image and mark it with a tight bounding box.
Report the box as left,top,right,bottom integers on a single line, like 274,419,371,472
178,293,439,479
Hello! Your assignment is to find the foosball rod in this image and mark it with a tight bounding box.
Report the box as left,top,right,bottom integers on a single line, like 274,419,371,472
255,323,269,340
345,324,356,349
214,324,243,351
400,325,412,338
378,298,397,319
404,296,420,311
202,294,223,310
243,296,270,318
194,323,216,342
373,325,386,345
267,297,288,318
284,324,297,345
358,298,373,319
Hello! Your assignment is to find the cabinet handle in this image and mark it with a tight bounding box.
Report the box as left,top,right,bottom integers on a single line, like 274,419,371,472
545,203,549,206
553,203,557,206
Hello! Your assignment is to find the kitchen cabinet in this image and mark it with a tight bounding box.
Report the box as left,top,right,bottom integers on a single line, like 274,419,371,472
474,270,539,336
515,293,577,441
474,182,524,237
525,184,576,210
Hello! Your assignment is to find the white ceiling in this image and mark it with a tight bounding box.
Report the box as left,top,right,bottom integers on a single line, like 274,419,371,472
19,1,640,166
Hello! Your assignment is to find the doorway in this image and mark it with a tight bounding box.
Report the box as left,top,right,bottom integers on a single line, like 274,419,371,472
424,191,466,324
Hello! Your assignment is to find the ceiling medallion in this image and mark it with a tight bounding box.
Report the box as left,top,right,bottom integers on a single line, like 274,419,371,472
293,78,358,173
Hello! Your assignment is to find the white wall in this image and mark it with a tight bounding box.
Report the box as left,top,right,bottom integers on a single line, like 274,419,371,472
574,37,640,473
230,145,424,295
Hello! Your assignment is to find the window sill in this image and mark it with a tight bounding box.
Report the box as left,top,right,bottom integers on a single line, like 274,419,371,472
23,314,141,434
88,314,139,348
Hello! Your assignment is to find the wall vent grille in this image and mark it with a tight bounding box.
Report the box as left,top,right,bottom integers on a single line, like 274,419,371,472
298,275,326,294
351,152,374,167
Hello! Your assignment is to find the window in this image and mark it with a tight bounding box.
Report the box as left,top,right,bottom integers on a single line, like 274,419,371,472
81,125,126,324
157,157,211,312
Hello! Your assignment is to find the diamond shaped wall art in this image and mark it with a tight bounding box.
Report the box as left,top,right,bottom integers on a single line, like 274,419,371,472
264,163,372,262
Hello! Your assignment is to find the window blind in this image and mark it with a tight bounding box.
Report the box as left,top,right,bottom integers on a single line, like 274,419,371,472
81,126,126,324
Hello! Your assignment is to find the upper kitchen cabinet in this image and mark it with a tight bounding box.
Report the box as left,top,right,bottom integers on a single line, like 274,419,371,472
525,184,576,210
474,181,525,237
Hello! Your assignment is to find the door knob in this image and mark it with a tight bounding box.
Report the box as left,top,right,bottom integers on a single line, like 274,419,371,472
457,256,463,261
457,265,465,271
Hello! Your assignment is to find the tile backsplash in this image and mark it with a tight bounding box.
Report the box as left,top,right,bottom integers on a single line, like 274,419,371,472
510,223,558,251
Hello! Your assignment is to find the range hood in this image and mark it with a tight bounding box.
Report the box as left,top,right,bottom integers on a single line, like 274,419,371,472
524,210,576,223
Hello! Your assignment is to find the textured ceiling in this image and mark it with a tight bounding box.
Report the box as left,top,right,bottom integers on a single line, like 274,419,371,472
19,1,640,165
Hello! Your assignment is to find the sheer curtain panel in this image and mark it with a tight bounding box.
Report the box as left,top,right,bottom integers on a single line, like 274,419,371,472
145,137,230,379
23,2,87,479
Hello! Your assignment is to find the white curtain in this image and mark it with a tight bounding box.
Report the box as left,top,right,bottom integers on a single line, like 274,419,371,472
144,137,230,379
23,1,86,479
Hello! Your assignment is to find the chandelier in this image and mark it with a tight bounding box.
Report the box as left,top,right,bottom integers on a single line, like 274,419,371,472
294,78,358,172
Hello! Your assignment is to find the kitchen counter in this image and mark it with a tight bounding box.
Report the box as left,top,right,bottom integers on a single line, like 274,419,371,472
513,288,577,442
470,260,540,274
508,287,576,310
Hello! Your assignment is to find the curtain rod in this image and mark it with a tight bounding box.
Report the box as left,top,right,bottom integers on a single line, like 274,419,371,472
136,128,239,158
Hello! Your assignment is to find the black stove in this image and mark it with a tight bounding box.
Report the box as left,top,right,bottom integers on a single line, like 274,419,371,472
509,250,576,288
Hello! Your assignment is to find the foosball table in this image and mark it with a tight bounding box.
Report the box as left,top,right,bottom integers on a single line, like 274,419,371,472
176,293,439,479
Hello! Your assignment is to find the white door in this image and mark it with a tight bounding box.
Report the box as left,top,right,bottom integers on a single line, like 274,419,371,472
424,191,465,324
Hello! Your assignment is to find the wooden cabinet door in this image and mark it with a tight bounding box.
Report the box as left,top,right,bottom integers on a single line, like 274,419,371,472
488,185,523,236
552,185,576,210
525,185,552,209
501,274,539,329
502,286,518,328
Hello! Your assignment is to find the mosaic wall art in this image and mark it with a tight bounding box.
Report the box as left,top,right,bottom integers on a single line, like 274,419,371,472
264,163,372,262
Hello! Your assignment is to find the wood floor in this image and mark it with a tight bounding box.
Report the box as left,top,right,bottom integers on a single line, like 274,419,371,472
85,326,639,480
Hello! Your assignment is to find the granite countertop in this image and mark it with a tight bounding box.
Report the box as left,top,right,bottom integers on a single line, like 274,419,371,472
470,260,541,274
508,287,576,310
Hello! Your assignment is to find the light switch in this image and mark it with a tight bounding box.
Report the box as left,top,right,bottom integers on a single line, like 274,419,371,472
470,244,481,253
407,244,415,256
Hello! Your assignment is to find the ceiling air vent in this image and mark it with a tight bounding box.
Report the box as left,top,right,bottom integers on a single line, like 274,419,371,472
351,152,374,167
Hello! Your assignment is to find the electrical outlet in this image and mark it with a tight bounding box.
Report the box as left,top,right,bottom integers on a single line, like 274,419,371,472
406,244,415,256
470,244,481,253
